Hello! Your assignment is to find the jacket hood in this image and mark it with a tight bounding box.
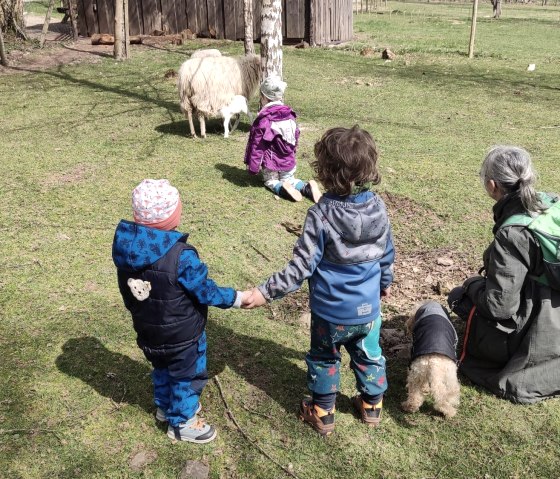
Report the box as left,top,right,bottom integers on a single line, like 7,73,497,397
317,191,388,245
257,104,296,122
112,220,185,271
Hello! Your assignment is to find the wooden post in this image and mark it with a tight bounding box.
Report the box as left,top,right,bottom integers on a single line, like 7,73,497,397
309,0,316,46
68,0,79,41
39,0,56,48
0,26,8,67
243,0,255,55
468,0,479,59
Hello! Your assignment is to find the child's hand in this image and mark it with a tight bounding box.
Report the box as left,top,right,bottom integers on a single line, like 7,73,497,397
241,288,267,309
381,286,392,299
239,290,253,308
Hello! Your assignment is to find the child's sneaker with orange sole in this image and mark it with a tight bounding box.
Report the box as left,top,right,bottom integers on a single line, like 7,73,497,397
299,397,335,436
353,395,382,427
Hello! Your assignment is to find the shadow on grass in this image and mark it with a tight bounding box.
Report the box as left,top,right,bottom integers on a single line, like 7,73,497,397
155,119,251,137
56,337,153,415
215,163,263,188
206,320,307,413
55,326,411,422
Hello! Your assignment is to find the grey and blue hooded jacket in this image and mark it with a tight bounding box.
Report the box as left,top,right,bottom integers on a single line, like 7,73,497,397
258,191,394,325
112,220,240,357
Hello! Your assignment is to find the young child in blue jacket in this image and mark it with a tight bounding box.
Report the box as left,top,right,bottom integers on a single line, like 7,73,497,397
112,179,245,443
244,126,395,435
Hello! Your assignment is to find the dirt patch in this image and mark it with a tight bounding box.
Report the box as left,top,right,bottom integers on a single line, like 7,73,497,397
1,15,113,74
42,163,94,188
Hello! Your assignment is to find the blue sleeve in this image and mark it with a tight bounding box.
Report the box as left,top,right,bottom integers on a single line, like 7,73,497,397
379,228,395,290
258,210,325,300
177,249,236,308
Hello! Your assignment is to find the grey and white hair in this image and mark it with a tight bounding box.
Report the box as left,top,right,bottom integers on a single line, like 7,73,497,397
480,145,544,214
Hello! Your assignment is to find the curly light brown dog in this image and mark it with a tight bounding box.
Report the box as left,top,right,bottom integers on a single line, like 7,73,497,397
401,301,460,418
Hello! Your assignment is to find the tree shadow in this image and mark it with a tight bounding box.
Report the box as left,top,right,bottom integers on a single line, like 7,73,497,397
206,320,308,413
155,119,251,138
215,163,263,188
56,336,154,415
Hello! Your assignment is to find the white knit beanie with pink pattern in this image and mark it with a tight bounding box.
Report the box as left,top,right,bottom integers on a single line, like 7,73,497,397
132,179,182,230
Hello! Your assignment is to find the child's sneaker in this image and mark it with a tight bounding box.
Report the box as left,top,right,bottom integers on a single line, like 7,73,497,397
156,402,202,422
353,395,382,427
279,181,303,202
299,397,335,436
300,180,322,203
167,416,217,443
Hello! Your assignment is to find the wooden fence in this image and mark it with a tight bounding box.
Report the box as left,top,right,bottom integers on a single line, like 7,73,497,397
76,0,352,45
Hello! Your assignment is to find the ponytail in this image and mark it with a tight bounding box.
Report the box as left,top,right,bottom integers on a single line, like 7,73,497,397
481,146,545,214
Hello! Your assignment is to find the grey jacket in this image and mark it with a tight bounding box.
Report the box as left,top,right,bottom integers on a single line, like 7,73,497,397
258,191,394,325
459,192,560,404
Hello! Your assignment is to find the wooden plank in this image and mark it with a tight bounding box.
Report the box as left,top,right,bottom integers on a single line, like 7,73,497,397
76,0,88,36
234,0,243,40
207,0,216,35
252,0,260,42
196,0,208,34
214,0,224,38
175,0,188,31
96,0,113,34
161,0,178,33
143,0,161,34
186,0,198,33
128,0,143,36
223,0,235,39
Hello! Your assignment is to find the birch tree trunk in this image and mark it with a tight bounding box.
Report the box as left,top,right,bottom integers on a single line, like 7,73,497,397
468,0,479,59
114,0,129,60
244,0,255,55
0,25,8,66
260,0,283,107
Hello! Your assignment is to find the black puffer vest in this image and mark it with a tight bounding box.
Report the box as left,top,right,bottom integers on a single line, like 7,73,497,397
117,238,208,357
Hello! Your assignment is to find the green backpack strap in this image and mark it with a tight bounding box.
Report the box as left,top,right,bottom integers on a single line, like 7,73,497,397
498,193,560,289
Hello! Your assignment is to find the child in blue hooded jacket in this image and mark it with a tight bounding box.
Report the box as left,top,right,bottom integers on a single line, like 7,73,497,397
244,126,394,435
112,179,245,443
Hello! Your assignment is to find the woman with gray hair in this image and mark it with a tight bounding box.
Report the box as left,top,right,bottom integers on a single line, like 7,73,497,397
448,145,560,404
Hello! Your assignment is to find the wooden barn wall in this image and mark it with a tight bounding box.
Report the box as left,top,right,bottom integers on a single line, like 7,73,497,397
77,0,351,44
312,0,352,46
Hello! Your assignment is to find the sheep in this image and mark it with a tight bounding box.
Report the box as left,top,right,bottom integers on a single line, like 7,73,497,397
220,95,253,138
177,54,261,138
190,49,222,59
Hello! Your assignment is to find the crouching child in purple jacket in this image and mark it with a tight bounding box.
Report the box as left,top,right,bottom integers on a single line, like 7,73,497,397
244,76,321,203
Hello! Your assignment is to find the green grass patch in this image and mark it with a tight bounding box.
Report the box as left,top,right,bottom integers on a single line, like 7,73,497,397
1,2,560,477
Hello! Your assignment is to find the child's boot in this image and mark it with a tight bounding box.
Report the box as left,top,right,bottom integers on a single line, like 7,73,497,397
353,395,382,427
279,181,303,202
299,397,335,436
167,416,217,443
300,180,322,203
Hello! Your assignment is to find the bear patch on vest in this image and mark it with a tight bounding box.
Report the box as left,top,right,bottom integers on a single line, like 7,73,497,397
128,278,152,301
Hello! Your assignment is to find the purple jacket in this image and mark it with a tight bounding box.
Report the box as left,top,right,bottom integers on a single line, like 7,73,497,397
244,103,300,174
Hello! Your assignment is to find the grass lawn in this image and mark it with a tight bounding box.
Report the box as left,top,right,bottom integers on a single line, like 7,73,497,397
1,1,560,477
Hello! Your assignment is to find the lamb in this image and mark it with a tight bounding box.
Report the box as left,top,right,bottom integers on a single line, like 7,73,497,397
177,54,261,138
190,49,222,59
220,95,253,138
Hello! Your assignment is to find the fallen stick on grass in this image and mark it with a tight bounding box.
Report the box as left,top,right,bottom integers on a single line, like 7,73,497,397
213,376,301,479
